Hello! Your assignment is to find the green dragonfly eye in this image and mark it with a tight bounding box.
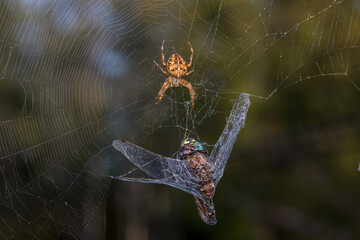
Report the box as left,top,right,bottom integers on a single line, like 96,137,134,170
182,138,207,154
194,141,204,151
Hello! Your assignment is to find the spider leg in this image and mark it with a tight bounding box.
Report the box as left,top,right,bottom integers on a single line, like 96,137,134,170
154,60,170,76
187,41,193,68
184,69,194,76
179,78,196,111
156,77,173,104
161,40,167,67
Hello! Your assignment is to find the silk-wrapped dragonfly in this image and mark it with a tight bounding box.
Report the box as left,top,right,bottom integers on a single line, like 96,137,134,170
112,93,250,225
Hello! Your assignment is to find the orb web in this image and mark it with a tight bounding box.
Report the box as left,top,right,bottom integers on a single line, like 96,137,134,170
0,0,359,239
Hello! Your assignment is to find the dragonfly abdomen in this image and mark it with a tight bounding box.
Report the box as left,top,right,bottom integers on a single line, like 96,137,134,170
187,152,215,198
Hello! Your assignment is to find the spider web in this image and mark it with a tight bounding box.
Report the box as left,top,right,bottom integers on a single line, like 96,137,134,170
0,0,360,239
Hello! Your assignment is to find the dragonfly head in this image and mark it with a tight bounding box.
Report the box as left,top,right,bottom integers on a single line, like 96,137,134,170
181,138,208,154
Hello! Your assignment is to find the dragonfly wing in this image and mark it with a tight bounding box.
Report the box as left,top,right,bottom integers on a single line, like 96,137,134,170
209,93,250,186
112,140,203,198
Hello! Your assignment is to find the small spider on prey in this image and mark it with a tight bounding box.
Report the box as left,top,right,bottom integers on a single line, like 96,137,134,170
153,40,196,111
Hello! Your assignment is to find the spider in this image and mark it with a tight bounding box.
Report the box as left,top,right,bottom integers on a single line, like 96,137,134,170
153,40,196,111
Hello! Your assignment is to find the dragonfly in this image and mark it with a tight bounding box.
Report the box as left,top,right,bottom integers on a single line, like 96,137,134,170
112,93,250,225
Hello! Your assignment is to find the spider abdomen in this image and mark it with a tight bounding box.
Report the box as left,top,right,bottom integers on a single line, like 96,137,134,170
167,54,187,77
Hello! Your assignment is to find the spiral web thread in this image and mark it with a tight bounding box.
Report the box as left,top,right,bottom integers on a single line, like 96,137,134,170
0,0,359,238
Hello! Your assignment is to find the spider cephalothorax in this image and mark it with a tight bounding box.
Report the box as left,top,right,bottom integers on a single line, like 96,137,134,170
153,40,196,111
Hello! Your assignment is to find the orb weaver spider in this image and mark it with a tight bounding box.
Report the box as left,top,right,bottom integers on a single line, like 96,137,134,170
153,40,196,111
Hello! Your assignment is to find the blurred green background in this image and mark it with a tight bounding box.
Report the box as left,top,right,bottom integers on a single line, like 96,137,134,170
0,0,360,239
